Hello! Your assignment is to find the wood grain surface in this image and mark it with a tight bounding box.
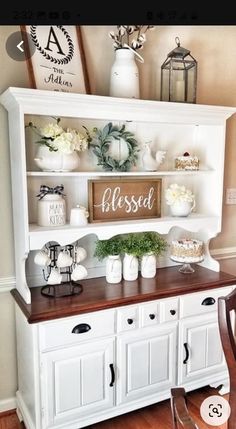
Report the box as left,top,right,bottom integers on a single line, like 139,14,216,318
11,265,236,323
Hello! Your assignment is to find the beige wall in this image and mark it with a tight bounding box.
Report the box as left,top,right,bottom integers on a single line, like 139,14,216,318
0,25,236,403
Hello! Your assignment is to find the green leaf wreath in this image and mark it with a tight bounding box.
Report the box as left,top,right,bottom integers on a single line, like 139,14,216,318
87,122,139,172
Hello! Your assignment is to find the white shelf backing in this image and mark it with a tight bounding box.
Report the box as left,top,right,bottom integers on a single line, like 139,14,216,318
28,214,221,250
26,169,214,177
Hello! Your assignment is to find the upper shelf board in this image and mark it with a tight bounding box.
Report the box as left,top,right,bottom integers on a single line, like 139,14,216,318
1,87,236,126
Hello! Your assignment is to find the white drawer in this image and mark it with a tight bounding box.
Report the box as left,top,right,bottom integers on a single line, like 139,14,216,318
180,286,233,318
117,306,139,332
140,301,160,327
39,309,115,351
160,297,179,322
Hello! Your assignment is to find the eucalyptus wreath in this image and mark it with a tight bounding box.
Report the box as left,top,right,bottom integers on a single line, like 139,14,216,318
88,122,139,172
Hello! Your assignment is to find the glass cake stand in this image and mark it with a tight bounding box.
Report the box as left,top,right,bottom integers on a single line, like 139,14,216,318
170,256,204,273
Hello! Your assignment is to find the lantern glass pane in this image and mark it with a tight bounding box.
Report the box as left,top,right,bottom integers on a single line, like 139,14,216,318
161,68,171,101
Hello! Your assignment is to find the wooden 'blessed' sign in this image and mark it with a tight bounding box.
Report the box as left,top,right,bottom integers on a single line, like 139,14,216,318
88,178,161,223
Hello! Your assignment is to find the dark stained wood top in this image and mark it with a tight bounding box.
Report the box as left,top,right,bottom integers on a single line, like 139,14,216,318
11,265,236,323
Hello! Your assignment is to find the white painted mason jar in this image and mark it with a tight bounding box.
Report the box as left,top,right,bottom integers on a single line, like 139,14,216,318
37,194,66,227
106,255,122,284
109,48,140,99
123,253,139,281
141,253,157,278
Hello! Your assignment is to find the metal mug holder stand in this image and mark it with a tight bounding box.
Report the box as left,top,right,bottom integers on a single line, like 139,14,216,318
41,244,83,298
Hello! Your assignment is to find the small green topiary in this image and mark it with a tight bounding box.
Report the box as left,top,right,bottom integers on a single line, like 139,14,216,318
137,232,167,257
94,236,123,261
121,232,167,258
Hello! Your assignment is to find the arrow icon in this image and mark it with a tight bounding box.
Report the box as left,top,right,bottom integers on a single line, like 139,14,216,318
17,41,24,52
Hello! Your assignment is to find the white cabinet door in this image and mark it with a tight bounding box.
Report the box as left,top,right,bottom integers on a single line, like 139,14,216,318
117,323,177,405
178,313,227,385
41,338,115,428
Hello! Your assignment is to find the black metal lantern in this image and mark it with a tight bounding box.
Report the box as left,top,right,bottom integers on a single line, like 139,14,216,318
160,37,197,103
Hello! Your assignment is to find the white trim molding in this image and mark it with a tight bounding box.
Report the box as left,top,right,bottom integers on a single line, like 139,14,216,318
0,397,16,413
210,246,236,260
0,277,16,293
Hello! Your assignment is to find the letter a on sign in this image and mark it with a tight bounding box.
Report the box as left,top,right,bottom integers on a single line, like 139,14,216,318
44,27,65,55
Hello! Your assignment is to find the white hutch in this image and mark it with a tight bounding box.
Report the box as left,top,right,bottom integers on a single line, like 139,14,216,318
1,87,236,429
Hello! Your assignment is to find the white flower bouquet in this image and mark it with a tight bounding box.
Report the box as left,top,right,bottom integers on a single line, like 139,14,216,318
165,184,195,206
26,118,88,155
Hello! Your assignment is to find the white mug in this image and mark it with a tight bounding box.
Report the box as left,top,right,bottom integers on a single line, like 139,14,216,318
71,264,88,281
47,268,62,285
34,250,51,267
56,251,73,268
75,247,87,263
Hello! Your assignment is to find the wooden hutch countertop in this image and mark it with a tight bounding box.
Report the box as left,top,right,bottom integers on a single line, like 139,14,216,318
11,266,236,324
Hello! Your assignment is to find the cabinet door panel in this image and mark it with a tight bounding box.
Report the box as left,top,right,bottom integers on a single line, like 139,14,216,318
117,323,177,404
55,358,81,414
128,341,149,390
42,339,114,427
189,326,207,372
178,313,226,385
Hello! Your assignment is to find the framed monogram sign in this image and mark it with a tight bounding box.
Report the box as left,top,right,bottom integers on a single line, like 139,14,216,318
20,25,90,93
88,178,162,223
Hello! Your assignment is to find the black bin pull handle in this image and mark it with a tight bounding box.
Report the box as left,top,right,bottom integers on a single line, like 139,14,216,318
201,297,216,306
109,363,115,387
72,323,91,334
183,342,189,364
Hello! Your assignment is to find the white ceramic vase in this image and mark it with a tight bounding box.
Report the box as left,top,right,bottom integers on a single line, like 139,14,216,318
123,253,139,281
106,255,122,284
170,200,195,217
37,194,66,227
34,146,80,172
109,48,140,99
141,253,157,278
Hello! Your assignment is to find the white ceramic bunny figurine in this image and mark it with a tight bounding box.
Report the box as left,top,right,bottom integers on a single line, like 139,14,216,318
142,142,166,171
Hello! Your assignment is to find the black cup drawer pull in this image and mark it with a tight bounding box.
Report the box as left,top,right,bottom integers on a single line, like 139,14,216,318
201,297,216,306
72,323,91,334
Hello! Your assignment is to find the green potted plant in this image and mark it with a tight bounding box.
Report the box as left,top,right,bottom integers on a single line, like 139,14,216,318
121,233,142,281
94,237,122,284
138,232,167,278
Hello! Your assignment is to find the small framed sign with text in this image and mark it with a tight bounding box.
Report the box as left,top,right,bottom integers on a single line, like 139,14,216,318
21,25,90,94
88,178,162,223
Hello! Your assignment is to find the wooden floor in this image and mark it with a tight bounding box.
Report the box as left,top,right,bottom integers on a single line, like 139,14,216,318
0,387,228,429
1,258,234,429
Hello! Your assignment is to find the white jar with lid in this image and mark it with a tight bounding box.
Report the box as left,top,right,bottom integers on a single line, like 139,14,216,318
37,194,66,227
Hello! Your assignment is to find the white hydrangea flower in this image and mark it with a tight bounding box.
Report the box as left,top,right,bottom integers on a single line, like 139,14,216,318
165,184,195,205
40,123,63,139
52,132,76,154
67,129,88,152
